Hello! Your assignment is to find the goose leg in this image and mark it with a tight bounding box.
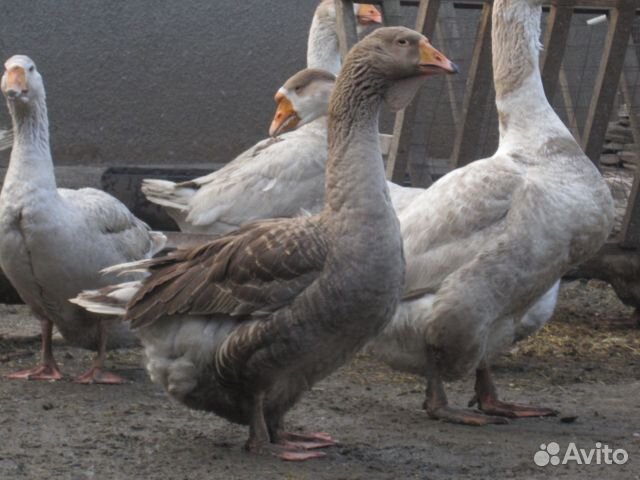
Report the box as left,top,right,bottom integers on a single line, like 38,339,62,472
472,366,558,418
423,349,508,426
73,321,124,384
246,395,325,461
4,318,63,381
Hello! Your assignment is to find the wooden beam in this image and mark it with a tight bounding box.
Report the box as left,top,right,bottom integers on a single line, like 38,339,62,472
618,73,640,249
335,0,358,60
368,0,640,8
582,0,635,165
380,0,403,26
435,21,460,126
451,3,493,168
558,67,582,144
386,0,442,184
540,5,573,100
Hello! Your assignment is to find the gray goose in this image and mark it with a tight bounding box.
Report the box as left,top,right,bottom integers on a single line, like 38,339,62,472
0,55,165,384
72,27,456,459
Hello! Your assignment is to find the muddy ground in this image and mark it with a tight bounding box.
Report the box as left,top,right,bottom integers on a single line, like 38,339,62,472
0,279,638,480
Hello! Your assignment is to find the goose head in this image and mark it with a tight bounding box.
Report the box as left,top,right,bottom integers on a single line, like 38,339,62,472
316,1,383,31
365,27,458,79
1,55,44,108
269,69,336,137
333,27,458,113
355,3,383,26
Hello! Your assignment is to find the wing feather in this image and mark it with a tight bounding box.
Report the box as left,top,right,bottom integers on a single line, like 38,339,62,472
126,217,327,329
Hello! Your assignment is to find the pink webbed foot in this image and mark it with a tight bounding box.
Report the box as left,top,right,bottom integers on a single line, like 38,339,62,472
472,367,559,418
427,405,509,426
73,367,125,385
478,398,558,418
278,450,327,461
277,431,336,450
4,363,63,381
245,440,328,462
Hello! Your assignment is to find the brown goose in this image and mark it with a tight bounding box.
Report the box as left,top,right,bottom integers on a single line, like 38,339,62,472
72,27,456,460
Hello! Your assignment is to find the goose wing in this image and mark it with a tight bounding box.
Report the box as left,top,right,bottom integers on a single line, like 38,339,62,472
400,156,524,292
125,216,327,329
60,187,165,261
183,125,327,231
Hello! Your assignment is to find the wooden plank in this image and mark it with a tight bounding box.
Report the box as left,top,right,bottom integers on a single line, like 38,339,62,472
446,0,639,8
618,73,640,248
582,0,635,165
435,21,460,125
380,0,403,26
385,0,442,184
378,0,640,8
558,67,582,143
335,0,359,60
619,167,640,249
451,3,493,167
540,5,573,100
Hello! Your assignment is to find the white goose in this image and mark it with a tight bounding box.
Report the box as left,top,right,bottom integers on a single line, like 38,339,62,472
0,55,165,384
141,1,382,234
366,0,614,424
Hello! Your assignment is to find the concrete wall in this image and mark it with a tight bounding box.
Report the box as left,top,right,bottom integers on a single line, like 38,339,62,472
0,3,624,174
0,0,319,167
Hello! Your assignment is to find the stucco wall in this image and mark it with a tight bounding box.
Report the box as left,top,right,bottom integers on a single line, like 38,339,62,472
0,0,318,166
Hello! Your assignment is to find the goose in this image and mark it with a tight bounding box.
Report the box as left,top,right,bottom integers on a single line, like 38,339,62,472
307,0,382,75
140,1,382,234
364,0,615,425
72,27,457,459
0,55,166,384
271,62,565,423
269,68,427,214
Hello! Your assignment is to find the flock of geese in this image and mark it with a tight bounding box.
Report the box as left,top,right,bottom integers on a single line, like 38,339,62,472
0,0,615,462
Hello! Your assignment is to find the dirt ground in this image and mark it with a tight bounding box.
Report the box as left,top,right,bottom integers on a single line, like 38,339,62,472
0,279,638,480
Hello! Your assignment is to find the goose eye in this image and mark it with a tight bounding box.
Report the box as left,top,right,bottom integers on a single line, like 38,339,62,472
29,66,34,72
295,86,303,93
397,39,409,46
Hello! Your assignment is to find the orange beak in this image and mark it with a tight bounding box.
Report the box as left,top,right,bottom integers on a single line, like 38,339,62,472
418,38,458,75
269,91,300,137
4,66,27,99
356,4,382,25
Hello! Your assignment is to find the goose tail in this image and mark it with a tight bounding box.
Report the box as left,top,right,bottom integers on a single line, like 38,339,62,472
148,231,168,257
0,129,13,152
141,179,195,211
70,281,142,316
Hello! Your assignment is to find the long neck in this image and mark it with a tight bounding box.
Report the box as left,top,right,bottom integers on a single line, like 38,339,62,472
492,0,568,141
323,58,388,218
4,96,56,191
307,12,341,75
